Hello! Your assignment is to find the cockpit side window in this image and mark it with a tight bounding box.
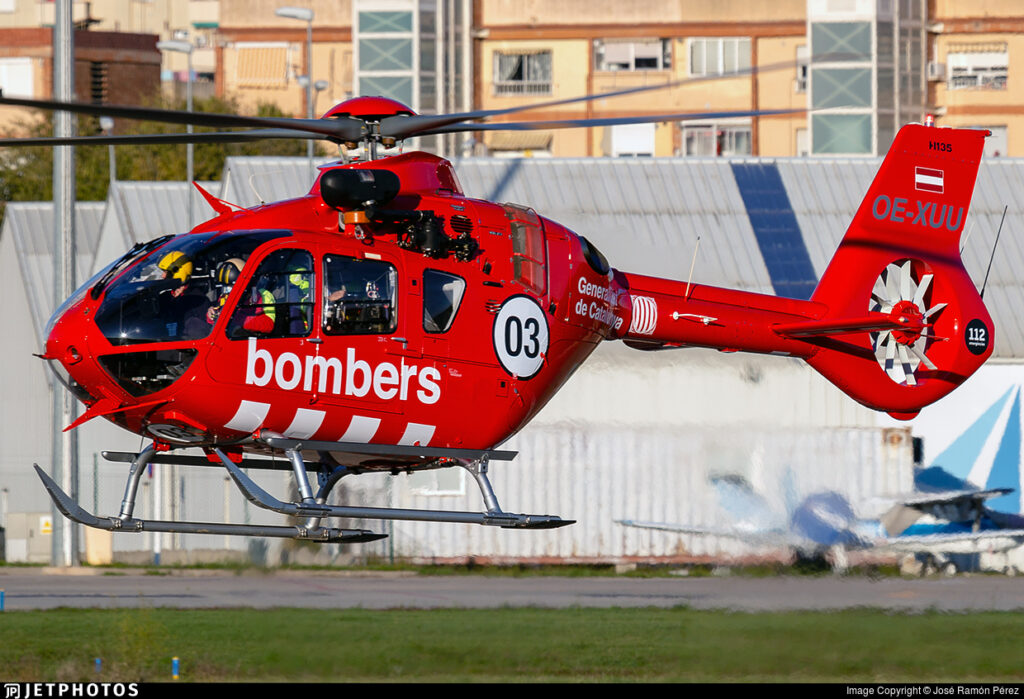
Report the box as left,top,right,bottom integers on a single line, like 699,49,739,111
322,255,397,335
423,269,465,334
227,248,315,339
94,230,283,346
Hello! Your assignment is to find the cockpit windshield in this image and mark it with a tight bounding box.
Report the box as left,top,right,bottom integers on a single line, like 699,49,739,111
94,230,287,345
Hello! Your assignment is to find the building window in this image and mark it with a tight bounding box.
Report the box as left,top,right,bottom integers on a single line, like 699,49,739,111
971,125,1007,157
234,42,290,88
89,62,108,104
682,123,751,157
947,43,1008,90
795,45,808,93
594,39,671,71
610,123,655,157
811,22,872,62
688,38,750,76
494,51,551,95
0,57,34,98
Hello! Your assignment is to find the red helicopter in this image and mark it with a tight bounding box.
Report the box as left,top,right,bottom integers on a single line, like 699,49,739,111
0,87,995,545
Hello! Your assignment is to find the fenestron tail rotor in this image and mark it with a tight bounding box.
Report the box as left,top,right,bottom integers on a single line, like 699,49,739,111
869,259,945,386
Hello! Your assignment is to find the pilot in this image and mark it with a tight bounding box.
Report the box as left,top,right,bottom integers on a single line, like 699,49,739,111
158,251,194,298
156,251,204,337
207,258,244,324
286,261,312,334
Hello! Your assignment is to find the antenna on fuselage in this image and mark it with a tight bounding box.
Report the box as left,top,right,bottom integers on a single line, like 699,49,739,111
685,235,701,300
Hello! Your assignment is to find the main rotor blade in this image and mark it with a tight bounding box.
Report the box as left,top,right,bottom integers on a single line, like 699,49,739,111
382,54,864,140
0,93,365,141
2,51,840,146
0,128,322,147
378,55,821,140
420,107,807,135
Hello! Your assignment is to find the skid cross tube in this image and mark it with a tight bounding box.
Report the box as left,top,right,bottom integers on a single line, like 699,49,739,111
213,449,572,529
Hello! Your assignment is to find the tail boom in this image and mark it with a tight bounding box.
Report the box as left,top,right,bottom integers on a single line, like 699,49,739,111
617,273,826,357
614,123,994,418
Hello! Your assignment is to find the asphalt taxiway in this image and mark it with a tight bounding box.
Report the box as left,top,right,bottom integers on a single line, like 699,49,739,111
1,568,1022,612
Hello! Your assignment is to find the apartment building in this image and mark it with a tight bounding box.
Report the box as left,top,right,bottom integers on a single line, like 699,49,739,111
930,0,1024,157
4,1,1024,156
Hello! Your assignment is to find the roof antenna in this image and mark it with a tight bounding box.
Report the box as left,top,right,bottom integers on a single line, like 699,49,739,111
685,235,701,300
980,204,1008,300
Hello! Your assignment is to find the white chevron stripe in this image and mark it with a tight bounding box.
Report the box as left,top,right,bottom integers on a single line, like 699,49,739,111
340,415,381,443
283,408,326,439
398,423,436,447
224,400,270,432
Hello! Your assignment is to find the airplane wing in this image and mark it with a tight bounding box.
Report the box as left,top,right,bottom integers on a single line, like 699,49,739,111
899,488,1013,508
615,519,795,547
881,527,1024,555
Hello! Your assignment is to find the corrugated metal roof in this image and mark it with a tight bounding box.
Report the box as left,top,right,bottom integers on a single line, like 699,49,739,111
455,157,775,294
212,153,1024,358
458,156,1024,358
775,157,879,274
105,180,222,248
2,202,105,343
220,156,332,208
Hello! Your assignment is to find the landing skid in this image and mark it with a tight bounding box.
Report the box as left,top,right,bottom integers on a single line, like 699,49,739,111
34,436,573,545
34,465,384,543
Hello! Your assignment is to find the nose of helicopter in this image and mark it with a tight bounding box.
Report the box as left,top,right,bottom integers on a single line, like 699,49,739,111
42,291,104,405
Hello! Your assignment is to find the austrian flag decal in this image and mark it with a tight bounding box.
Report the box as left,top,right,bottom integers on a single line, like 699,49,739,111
915,166,944,194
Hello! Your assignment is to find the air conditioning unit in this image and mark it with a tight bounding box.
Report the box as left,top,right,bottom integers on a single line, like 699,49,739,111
927,61,946,81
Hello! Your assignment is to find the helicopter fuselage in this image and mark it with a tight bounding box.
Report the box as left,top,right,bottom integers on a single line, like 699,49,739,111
44,151,631,469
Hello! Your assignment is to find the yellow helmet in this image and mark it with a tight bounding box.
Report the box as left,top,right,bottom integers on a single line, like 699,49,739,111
158,251,193,283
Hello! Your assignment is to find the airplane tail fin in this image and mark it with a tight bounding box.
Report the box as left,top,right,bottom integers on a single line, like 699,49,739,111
790,123,994,418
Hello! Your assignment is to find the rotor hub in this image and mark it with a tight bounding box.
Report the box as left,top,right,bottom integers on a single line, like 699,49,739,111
889,299,925,345
321,96,417,121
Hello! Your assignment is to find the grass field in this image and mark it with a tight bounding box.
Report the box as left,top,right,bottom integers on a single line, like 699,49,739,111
3,606,1024,682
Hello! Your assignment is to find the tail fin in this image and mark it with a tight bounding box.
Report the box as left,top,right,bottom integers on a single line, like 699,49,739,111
614,123,993,419
798,123,993,418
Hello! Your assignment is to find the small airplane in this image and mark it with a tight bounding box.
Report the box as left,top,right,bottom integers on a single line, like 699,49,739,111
880,486,1024,575
618,475,1024,574
617,474,885,571
0,78,996,547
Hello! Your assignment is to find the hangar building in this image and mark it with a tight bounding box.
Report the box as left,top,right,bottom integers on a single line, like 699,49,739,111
2,150,1021,568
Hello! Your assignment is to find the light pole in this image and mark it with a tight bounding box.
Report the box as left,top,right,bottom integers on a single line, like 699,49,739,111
275,7,315,162
99,116,115,188
298,76,328,173
156,39,194,229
